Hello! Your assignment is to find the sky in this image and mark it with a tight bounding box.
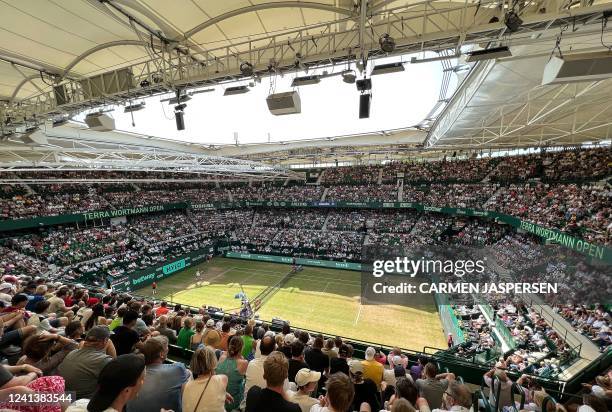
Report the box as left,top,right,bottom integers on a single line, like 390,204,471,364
76,54,450,145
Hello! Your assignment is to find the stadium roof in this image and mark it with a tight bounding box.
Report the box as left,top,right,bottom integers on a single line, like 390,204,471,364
1,0,611,168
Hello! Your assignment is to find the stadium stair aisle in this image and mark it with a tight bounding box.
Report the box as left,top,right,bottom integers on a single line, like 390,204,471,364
398,179,404,201
476,302,512,353
315,169,325,185
320,187,329,201
377,168,383,185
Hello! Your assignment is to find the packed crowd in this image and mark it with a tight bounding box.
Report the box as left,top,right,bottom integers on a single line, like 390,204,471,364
0,273,606,412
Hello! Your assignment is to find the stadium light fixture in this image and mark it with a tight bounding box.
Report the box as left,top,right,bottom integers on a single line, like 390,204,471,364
465,46,512,62
379,34,396,53
291,75,321,87
224,85,250,96
240,62,254,76
505,11,523,32
124,102,146,112
342,71,357,83
370,62,405,75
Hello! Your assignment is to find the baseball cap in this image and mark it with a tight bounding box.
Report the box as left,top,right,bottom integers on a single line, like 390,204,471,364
295,368,321,387
0,283,14,292
206,319,215,327
349,359,363,375
364,346,375,360
88,354,145,411
85,325,111,342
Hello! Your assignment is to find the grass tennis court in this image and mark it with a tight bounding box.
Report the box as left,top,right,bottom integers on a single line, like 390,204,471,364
136,257,446,350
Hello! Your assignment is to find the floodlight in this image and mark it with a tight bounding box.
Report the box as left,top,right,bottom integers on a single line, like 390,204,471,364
370,62,405,75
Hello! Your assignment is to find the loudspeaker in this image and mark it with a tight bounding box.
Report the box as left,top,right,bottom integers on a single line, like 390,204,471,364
53,85,69,105
84,113,115,131
359,93,371,119
266,91,301,115
175,111,185,130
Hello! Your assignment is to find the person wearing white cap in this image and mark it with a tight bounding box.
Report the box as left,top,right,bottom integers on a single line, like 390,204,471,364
288,368,320,412
362,347,384,390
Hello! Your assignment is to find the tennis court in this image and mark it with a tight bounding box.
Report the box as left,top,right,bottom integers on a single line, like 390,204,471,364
137,257,446,350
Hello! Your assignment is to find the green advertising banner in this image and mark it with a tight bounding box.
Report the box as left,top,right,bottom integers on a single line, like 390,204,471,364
111,247,212,292
0,202,188,232
224,251,362,271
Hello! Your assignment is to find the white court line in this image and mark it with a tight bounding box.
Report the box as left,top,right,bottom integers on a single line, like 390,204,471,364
354,301,364,326
204,266,236,283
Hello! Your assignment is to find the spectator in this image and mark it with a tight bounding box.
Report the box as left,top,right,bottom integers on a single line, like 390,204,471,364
183,346,229,412
243,334,279,405
58,325,114,399
177,317,195,350
415,363,452,410
217,335,248,412
482,367,513,411
288,368,321,412
349,359,381,412
391,398,416,412
127,336,191,412
410,357,427,383
155,314,178,344
288,340,309,383
242,324,255,360
418,380,472,412
311,372,356,412
305,335,329,378
190,320,205,350
66,353,146,412
18,333,78,376
362,347,384,390
330,344,350,376
245,351,300,412
155,301,170,317
110,310,142,356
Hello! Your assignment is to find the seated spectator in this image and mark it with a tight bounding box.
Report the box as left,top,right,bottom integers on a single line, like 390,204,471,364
17,333,78,376
288,340,309,383
330,344,350,376
288,368,321,412
183,346,229,412
349,359,381,412
245,351,300,412
311,372,357,412
66,353,146,412
58,325,114,399
415,363,453,410
243,334,278,405
362,347,384,390
305,335,329,380
177,317,195,350
110,310,142,356
391,398,416,412
126,336,191,412
190,320,206,350
217,335,248,411
64,320,84,343
155,314,177,344
385,377,418,410
482,366,513,411
417,380,472,412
